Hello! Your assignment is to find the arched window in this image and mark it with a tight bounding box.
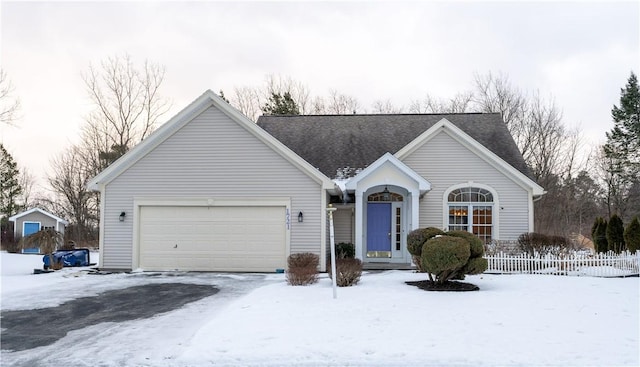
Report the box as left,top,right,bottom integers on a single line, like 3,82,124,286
447,186,494,243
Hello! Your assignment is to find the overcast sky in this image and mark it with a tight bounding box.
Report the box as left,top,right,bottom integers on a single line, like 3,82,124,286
1,1,638,187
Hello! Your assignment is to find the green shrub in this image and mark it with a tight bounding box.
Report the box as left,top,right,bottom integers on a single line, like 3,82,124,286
286,252,319,286
607,214,625,253
592,217,609,253
447,230,484,257
624,216,640,253
421,236,470,284
407,227,444,272
462,256,488,275
335,242,355,259
328,258,363,287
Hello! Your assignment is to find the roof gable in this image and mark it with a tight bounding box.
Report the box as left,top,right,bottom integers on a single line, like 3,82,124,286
87,90,335,191
257,113,534,181
396,118,544,196
345,152,431,193
8,208,69,224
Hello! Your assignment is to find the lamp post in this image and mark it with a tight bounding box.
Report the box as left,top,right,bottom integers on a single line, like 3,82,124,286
326,204,338,299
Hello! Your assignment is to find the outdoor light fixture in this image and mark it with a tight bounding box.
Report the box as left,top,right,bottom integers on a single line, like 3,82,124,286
298,211,304,223
119,212,126,222
382,186,391,201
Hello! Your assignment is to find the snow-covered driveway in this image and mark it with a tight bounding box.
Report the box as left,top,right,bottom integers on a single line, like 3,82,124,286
1,253,280,367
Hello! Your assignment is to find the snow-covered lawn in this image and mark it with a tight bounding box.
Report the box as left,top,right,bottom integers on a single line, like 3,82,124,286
1,251,638,366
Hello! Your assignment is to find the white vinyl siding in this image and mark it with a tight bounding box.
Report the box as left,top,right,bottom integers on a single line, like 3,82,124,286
101,106,323,270
402,131,531,240
333,207,354,244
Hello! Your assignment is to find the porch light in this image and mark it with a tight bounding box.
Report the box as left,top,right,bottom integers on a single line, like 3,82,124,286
298,211,304,222
382,186,391,201
119,211,126,222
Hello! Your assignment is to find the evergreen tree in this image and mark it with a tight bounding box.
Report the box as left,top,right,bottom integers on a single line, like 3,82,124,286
603,72,640,219
605,72,640,171
593,217,609,253
624,216,640,253
262,92,300,115
606,214,625,253
0,143,23,219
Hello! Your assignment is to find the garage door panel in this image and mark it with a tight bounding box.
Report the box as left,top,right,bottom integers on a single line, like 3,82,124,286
139,206,286,272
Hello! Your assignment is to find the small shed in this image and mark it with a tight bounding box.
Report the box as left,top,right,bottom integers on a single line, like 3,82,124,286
8,208,69,253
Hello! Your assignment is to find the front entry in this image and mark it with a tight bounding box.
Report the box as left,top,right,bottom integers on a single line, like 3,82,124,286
366,203,392,258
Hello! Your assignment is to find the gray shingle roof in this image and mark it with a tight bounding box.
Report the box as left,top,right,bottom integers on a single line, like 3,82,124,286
257,113,532,180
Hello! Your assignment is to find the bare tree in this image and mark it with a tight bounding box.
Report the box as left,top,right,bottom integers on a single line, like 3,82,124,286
231,86,262,121
371,99,404,114
0,69,21,126
326,89,361,114
45,55,169,244
47,146,99,244
473,72,527,127
264,74,311,114
83,54,169,164
408,92,474,113
18,167,36,209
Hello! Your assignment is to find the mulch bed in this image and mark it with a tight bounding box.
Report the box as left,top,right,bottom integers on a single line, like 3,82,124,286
406,280,479,292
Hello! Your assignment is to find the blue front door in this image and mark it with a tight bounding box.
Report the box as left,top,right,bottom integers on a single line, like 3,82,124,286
367,203,391,257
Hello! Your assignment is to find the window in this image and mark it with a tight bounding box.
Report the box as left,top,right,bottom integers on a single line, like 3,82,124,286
447,187,494,243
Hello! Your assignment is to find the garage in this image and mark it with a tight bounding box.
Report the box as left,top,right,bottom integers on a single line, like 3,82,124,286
138,205,287,272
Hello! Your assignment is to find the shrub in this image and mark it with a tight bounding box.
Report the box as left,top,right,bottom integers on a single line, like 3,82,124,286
22,229,63,254
518,232,551,255
421,236,470,284
592,217,609,253
2,239,21,253
328,258,363,287
447,230,484,257
407,227,444,272
286,252,319,286
607,214,625,253
624,216,640,253
336,242,355,259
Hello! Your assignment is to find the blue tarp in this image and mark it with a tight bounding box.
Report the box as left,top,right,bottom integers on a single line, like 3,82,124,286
43,249,90,269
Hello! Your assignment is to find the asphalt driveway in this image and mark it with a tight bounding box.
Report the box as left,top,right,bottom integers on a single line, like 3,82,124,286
1,282,218,351
1,272,274,354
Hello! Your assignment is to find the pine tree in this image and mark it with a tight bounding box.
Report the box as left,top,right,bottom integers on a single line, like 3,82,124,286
606,72,640,171
0,143,23,219
606,214,625,253
603,72,640,219
262,92,300,115
592,217,609,253
624,216,640,253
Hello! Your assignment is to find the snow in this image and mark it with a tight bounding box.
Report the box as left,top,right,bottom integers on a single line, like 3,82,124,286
1,251,639,366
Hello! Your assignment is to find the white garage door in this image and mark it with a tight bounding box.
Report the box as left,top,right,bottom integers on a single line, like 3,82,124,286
139,206,286,272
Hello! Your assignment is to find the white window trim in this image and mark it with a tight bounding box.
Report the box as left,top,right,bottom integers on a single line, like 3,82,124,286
442,182,500,241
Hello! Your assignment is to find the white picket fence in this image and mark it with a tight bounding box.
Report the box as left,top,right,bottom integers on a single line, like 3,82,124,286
484,251,640,277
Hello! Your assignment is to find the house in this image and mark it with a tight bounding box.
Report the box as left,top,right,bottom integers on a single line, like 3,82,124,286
8,208,69,253
88,90,544,272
